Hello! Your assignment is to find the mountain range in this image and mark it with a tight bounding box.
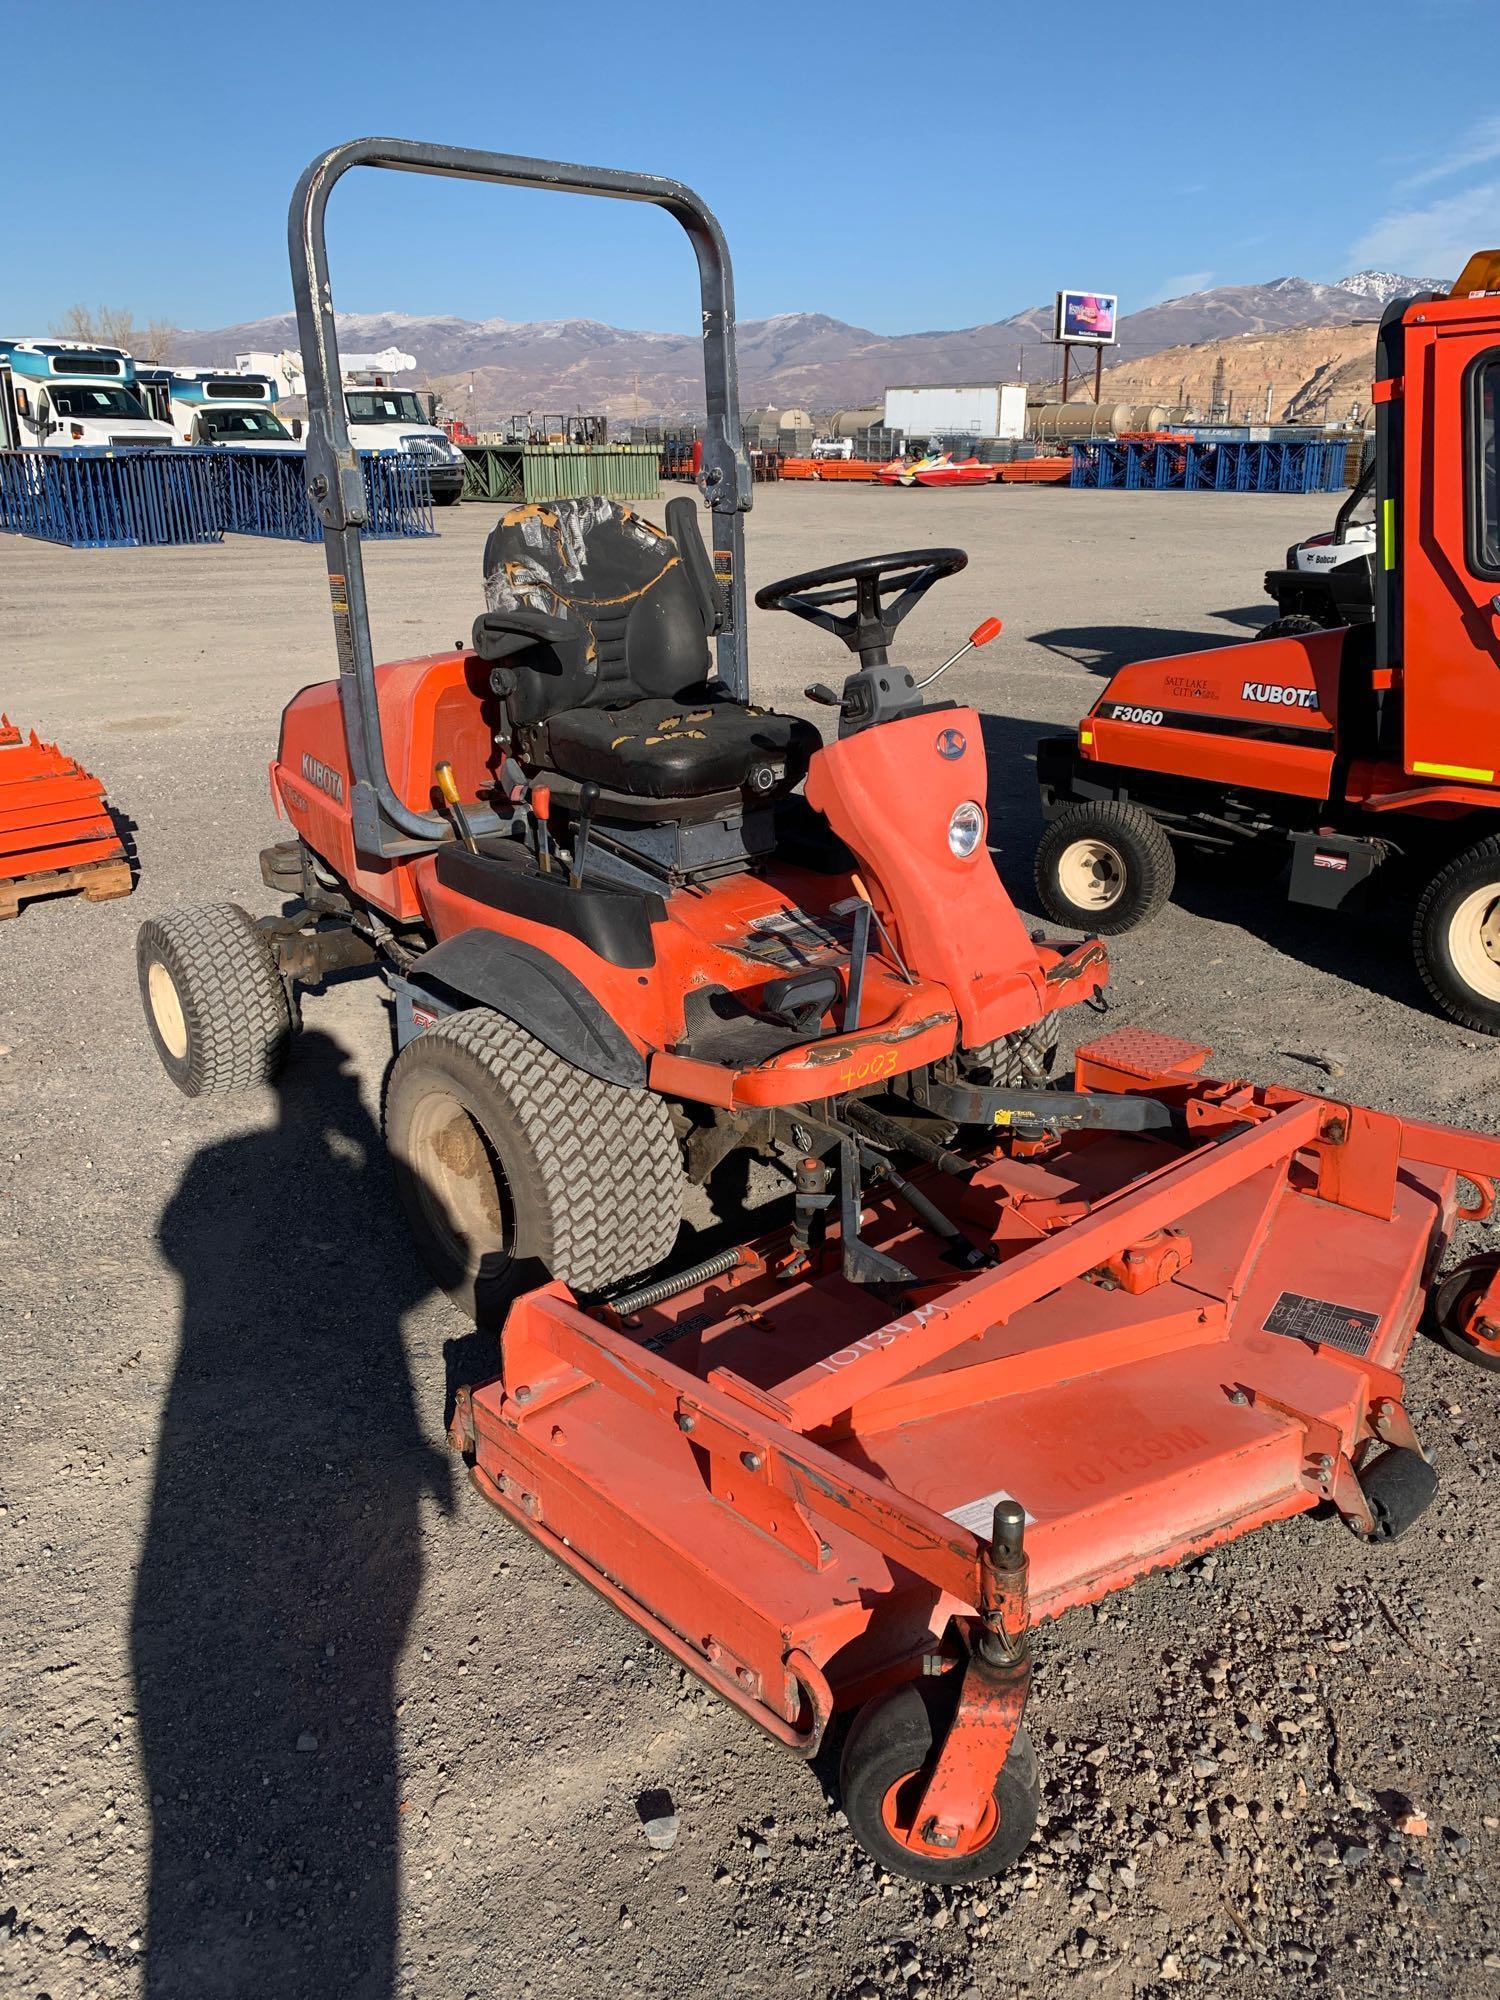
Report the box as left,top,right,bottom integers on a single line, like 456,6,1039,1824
168,270,1448,421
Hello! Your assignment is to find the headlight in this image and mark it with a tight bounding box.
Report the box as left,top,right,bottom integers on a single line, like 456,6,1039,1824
948,801,985,858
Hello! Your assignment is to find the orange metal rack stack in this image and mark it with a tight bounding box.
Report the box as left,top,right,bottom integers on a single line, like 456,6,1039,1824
0,715,132,919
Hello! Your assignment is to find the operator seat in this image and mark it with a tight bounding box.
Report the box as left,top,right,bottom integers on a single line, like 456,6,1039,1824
473,494,819,803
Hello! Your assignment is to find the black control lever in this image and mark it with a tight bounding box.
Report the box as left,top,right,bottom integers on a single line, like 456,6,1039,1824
805,683,843,707
570,780,600,890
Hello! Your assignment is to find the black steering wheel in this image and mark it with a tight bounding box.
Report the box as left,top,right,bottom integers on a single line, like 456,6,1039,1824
755,547,967,668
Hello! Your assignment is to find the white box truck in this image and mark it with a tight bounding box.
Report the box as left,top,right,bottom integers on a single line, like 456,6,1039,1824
0,338,174,450
339,353,466,505
882,383,1026,443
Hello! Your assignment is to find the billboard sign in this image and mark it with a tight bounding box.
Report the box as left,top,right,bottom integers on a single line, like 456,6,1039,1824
1054,290,1118,344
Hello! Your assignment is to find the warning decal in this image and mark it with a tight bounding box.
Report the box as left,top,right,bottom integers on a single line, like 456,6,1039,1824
945,1488,1036,1537
1263,1290,1379,1356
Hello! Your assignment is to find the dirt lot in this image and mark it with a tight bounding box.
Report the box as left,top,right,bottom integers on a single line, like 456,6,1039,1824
2,483,1497,2000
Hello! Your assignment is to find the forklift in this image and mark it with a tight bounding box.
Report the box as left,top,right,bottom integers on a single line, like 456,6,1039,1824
1035,252,1500,1033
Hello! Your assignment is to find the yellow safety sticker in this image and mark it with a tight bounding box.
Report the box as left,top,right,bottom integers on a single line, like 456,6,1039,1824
1413,759,1495,783
1381,498,1397,570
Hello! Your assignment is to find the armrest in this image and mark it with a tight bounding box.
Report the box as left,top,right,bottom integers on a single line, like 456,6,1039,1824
472,607,577,661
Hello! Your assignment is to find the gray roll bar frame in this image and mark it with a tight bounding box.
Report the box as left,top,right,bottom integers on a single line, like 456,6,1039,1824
288,136,753,856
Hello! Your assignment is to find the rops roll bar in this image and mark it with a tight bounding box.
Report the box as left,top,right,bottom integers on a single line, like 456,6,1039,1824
288,137,753,856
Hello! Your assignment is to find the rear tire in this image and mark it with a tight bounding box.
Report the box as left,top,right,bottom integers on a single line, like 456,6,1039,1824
383,1008,684,1324
1257,613,1329,639
1034,801,1175,934
1412,837,1500,1034
136,903,291,1097
840,1682,1038,1885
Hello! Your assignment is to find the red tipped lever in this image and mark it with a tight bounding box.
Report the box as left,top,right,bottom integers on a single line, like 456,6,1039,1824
914,615,1003,690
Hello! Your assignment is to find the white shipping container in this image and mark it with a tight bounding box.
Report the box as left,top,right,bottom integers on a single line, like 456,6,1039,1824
882,383,1025,441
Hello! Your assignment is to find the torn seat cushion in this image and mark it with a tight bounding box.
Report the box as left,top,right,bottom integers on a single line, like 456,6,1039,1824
534,694,822,800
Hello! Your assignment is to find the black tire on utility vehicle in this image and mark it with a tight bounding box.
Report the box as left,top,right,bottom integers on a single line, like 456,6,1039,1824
1034,800,1176,935
840,1681,1039,1885
1412,836,1500,1035
1257,613,1331,640
137,902,292,1097
383,1008,684,1325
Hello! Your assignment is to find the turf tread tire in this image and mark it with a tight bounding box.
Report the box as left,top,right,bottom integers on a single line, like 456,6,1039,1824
1257,613,1330,639
1412,836,1500,1035
137,902,291,1097
1033,800,1176,935
384,1008,684,1315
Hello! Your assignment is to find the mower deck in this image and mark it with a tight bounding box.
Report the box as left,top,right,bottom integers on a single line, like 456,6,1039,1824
452,1027,1496,1821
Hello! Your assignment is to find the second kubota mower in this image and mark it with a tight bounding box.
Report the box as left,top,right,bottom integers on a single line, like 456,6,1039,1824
1036,256,1500,1033
138,140,1500,1883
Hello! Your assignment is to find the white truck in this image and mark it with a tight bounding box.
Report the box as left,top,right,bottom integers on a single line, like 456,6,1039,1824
0,338,174,450
339,352,465,504
135,367,301,450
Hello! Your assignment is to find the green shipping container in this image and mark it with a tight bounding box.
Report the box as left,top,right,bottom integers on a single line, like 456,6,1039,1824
460,444,660,507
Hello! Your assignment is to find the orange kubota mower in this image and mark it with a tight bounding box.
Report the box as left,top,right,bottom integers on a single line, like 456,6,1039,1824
139,143,1500,1883
1035,254,1500,1033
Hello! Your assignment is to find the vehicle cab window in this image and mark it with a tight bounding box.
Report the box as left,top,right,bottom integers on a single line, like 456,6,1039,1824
1470,354,1500,576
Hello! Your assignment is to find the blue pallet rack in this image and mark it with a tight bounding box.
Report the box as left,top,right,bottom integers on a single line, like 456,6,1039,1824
1068,439,1346,494
0,448,435,548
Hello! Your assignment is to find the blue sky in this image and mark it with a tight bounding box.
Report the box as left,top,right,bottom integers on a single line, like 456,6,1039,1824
4,0,1496,336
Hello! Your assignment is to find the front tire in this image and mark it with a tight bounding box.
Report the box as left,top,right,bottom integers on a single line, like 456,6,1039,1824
1412,837,1500,1034
1034,800,1175,934
383,1009,684,1324
840,1682,1038,1885
136,903,291,1096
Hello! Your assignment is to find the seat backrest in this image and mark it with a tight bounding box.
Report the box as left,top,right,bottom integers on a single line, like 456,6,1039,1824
481,495,713,727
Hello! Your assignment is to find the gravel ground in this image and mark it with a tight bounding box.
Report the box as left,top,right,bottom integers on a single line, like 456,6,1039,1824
2,483,1497,2000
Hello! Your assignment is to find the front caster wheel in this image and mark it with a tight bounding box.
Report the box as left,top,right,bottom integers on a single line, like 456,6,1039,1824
1422,1256,1500,1372
839,1682,1038,1885
1034,801,1175,935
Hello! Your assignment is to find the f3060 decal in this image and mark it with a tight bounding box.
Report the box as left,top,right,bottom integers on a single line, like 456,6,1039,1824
1107,704,1164,725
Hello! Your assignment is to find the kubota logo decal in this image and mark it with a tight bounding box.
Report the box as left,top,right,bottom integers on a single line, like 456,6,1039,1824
1241,681,1319,709
300,752,345,802
935,726,967,759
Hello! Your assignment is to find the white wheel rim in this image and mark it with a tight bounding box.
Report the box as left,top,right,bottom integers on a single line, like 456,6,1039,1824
406,1090,513,1273
148,959,189,1061
1446,883,1500,1003
1057,837,1127,912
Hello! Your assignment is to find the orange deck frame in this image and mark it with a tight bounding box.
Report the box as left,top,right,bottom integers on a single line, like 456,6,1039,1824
452,1025,1496,1851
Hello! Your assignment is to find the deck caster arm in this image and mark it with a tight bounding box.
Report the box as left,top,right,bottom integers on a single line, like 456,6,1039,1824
913,1499,1034,1849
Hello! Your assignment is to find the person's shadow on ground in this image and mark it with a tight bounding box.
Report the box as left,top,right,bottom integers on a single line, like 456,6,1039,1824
131,1029,451,2000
